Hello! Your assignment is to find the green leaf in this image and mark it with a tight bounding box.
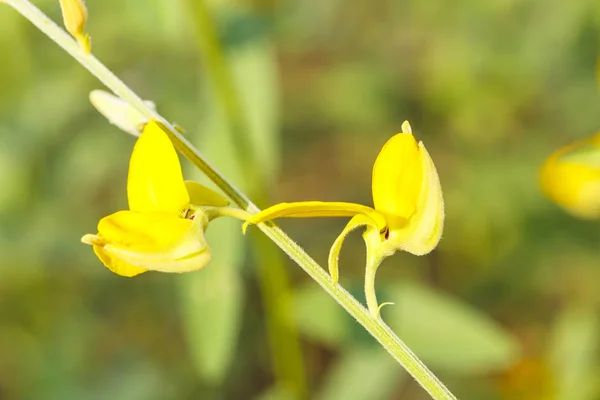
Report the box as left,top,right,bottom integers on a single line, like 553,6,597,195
550,305,600,400
294,283,349,347
0,13,32,111
228,38,280,184
253,385,296,400
177,94,246,383
315,346,405,400
178,217,244,384
386,282,519,374
181,2,285,388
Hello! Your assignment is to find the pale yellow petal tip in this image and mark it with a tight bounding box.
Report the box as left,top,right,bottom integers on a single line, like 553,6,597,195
401,120,413,135
81,234,104,246
241,220,252,234
376,302,395,318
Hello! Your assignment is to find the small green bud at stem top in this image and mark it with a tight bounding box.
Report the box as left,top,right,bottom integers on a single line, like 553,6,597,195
59,0,91,53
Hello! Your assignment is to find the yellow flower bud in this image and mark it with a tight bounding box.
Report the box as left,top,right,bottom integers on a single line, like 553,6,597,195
59,0,91,53
89,90,154,137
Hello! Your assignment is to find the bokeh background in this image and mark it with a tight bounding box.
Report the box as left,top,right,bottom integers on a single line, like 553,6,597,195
2,0,600,399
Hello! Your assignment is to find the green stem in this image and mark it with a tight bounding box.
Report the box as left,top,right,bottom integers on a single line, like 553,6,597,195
205,207,253,222
363,229,392,319
2,1,456,399
365,249,382,318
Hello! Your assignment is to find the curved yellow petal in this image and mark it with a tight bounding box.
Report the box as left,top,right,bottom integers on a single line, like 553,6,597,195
371,123,444,256
328,214,381,283
127,121,189,213
97,210,195,250
372,122,423,221
540,134,600,219
93,245,148,277
185,180,230,207
385,142,444,255
88,210,210,273
82,233,147,277
242,201,387,234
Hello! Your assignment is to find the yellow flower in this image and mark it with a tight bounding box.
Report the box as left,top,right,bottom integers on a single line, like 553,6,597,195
82,121,230,277
243,121,444,316
540,133,600,219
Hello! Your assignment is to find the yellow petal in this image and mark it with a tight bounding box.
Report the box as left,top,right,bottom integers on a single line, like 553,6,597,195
540,135,600,219
386,142,444,255
185,180,230,207
372,122,423,222
82,233,147,277
328,214,381,283
242,201,388,234
372,123,444,256
93,245,148,277
97,210,193,249
127,121,189,214
89,210,210,273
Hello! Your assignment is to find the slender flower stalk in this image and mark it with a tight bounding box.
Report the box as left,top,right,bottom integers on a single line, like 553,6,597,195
1,1,456,398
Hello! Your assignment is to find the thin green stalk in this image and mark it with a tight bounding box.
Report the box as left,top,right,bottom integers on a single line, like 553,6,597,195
185,0,307,396
365,248,382,318
2,1,456,399
205,207,253,222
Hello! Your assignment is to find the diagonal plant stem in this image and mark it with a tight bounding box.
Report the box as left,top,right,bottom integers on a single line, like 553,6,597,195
2,1,456,399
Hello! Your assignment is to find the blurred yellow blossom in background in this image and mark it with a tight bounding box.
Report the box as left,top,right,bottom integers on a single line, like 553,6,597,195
540,133,600,219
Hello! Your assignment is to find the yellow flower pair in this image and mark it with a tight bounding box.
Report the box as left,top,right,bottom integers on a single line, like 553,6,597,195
83,119,445,315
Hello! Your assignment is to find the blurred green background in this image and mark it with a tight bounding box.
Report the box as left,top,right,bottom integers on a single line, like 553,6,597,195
2,0,600,399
